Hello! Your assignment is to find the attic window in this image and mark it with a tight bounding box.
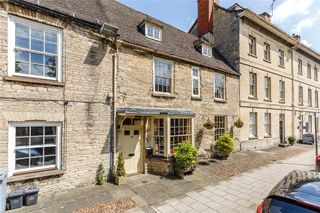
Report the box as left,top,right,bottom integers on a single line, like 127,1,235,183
145,23,162,41
202,43,212,57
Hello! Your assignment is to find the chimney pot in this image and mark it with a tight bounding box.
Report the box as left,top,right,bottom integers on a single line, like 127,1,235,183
260,12,271,23
292,34,301,42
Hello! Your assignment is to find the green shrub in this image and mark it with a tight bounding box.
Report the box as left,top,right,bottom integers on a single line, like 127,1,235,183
214,133,235,155
96,162,105,185
174,141,197,169
288,136,296,142
116,152,126,177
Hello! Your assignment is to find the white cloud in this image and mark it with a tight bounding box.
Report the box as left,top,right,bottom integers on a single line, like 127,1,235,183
272,0,314,22
301,39,313,47
291,11,320,33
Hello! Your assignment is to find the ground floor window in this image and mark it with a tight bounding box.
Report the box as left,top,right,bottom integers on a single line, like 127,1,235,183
154,119,165,155
170,118,192,151
8,122,61,175
249,112,257,138
214,116,226,140
264,113,271,137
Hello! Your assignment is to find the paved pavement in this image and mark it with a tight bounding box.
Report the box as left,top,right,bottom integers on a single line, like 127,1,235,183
139,150,315,213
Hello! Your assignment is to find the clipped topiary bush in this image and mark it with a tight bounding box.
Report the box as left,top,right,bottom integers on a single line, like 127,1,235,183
96,162,105,185
214,133,235,158
116,152,126,177
174,141,198,169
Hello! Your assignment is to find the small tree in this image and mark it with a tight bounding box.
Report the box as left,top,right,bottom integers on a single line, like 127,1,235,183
96,162,105,185
174,141,197,169
214,133,235,157
116,152,126,177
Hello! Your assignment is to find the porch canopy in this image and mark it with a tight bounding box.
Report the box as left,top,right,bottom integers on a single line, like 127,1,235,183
117,107,195,116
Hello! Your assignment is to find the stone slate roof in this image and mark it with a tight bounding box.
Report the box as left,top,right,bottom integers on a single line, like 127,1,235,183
117,107,195,116
14,0,238,75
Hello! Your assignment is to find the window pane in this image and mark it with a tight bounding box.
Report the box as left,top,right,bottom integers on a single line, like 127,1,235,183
16,36,29,49
31,53,43,64
31,27,44,40
45,147,56,156
31,137,43,146
45,66,57,78
16,51,29,62
31,39,44,51
30,148,43,157
15,62,29,74
45,136,56,145
16,127,29,137
45,31,57,43
45,126,56,135
31,64,43,76
30,157,43,167
45,42,57,54
31,127,43,136
16,149,29,158
16,159,29,170
45,55,57,66
16,138,29,147
16,24,29,37
44,156,56,166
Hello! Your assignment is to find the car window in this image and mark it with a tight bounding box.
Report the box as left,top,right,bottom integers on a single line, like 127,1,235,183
268,199,318,213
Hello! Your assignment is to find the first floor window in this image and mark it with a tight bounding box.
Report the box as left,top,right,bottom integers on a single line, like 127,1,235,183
153,119,165,155
249,72,257,97
279,80,285,102
9,123,61,175
214,116,226,141
315,67,318,81
249,112,257,138
8,16,61,80
298,59,303,75
248,36,256,55
264,113,271,137
264,76,271,100
279,49,285,67
170,118,192,151
192,67,200,96
264,43,270,61
307,64,311,78
214,73,225,100
308,88,312,106
154,58,173,93
316,91,319,108
299,86,303,105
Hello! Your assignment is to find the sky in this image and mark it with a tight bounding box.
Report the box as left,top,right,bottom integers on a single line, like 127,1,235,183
118,0,320,53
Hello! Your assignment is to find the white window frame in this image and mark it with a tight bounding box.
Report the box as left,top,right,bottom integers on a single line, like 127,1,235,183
249,72,257,98
8,122,62,177
202,44,212,57
249,112,257,138
8,15,62,82
214,73,226,100
145,23,162,41
248,35,256,56
264,113,271,137
191,66,200,97
153,57,174,94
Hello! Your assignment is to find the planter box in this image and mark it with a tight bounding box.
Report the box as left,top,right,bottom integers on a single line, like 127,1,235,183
24,188,39,206
6,190,24,210
115,176,127,185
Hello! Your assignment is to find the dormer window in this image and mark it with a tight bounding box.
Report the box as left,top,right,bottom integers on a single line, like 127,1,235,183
145,23,162,41
202,44,212,57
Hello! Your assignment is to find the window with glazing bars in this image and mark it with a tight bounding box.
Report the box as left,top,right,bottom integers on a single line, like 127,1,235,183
214,116,226,141
214,73,225,100
153,118,165,155
170,118,192,151
264,113,271,137
249,73,257,97
154,59,172,93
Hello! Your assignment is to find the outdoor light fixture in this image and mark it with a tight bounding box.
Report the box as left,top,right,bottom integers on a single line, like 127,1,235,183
100,22,119,37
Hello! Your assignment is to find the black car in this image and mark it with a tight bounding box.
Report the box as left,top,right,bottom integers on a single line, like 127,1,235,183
257,170,320,213
297,134,315,145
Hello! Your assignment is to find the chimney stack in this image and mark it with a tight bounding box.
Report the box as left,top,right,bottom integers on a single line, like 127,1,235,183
198,0,219,37
292,34,301,42
260,12,271,23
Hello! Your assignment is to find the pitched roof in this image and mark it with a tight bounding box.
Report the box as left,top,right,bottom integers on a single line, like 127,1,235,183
12,0,238,75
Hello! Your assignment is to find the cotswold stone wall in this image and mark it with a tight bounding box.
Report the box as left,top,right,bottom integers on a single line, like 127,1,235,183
117,46,240,150
0,3,113,198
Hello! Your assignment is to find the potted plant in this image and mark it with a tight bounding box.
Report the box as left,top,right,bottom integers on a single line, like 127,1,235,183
288,136,296,146
204,118,215,130
96,162,105,185
234,118,244,128
115,152,127,185
174,141,197,178
213,133,235,159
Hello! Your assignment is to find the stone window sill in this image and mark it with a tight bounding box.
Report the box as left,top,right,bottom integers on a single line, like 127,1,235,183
152,92,175,99
278,64,285,69
264,98,272,102
249,137,258,140
264,136,272,138
214,98,227,103
263,59,271,63
191,96,202,101
248,53,257,58
8,169,65,183
279,100,285,104
248,96,258,100
4,76,64,87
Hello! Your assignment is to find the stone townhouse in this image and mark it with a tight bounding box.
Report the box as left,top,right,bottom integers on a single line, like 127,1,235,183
0,0,240,198
0,0,118,197
190,0,320,150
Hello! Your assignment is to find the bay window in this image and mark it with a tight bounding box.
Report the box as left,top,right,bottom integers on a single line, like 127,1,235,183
8,16,62,81
170,118,192,151
153,119,165,155
8,122,61,176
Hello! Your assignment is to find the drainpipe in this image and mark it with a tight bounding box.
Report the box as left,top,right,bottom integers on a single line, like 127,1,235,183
291,44,300,139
